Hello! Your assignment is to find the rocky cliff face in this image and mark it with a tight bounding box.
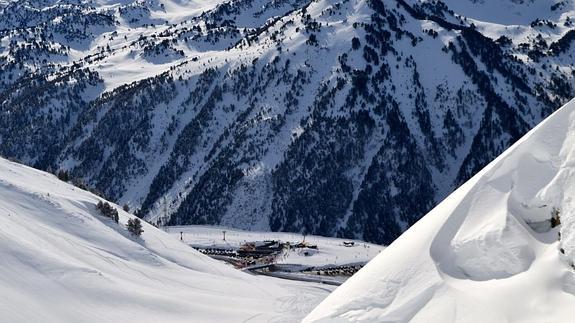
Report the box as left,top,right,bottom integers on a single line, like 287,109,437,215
1,0,574,244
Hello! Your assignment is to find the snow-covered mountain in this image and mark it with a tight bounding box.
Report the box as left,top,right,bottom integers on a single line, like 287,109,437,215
1,0,575,244
305,98,575,322
0,157,331,322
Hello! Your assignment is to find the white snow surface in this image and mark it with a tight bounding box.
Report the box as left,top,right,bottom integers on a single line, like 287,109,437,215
0,158,332,323
305,98,575,322
437,0,570,25
166,225,385,268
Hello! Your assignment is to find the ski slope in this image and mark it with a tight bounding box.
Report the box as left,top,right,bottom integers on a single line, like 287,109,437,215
0,158,332,323
305,99,575,322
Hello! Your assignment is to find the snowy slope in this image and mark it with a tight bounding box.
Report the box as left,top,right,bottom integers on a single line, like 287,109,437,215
437,0,572,25
0,157,332,323
305,98,575,322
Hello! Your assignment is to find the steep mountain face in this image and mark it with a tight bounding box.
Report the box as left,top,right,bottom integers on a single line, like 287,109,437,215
0,0,574,244
305,98,575,323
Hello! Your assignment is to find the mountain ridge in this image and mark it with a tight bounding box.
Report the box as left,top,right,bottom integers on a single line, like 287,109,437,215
0,0,574,244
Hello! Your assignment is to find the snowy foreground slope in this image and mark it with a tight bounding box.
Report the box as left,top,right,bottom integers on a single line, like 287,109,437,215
305,99,575,322
0,158,332,323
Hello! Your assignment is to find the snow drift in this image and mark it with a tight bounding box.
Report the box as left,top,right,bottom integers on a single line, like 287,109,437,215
305,98,575,322
0,158,329,322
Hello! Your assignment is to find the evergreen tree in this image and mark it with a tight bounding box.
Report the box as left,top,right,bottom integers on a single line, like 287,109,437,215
96,201,119,223
57,169,70,182
351,37,361,50
127,218,144,237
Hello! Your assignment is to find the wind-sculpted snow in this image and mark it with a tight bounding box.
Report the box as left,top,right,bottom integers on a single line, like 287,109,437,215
0,158,331,322
305,99,575,322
